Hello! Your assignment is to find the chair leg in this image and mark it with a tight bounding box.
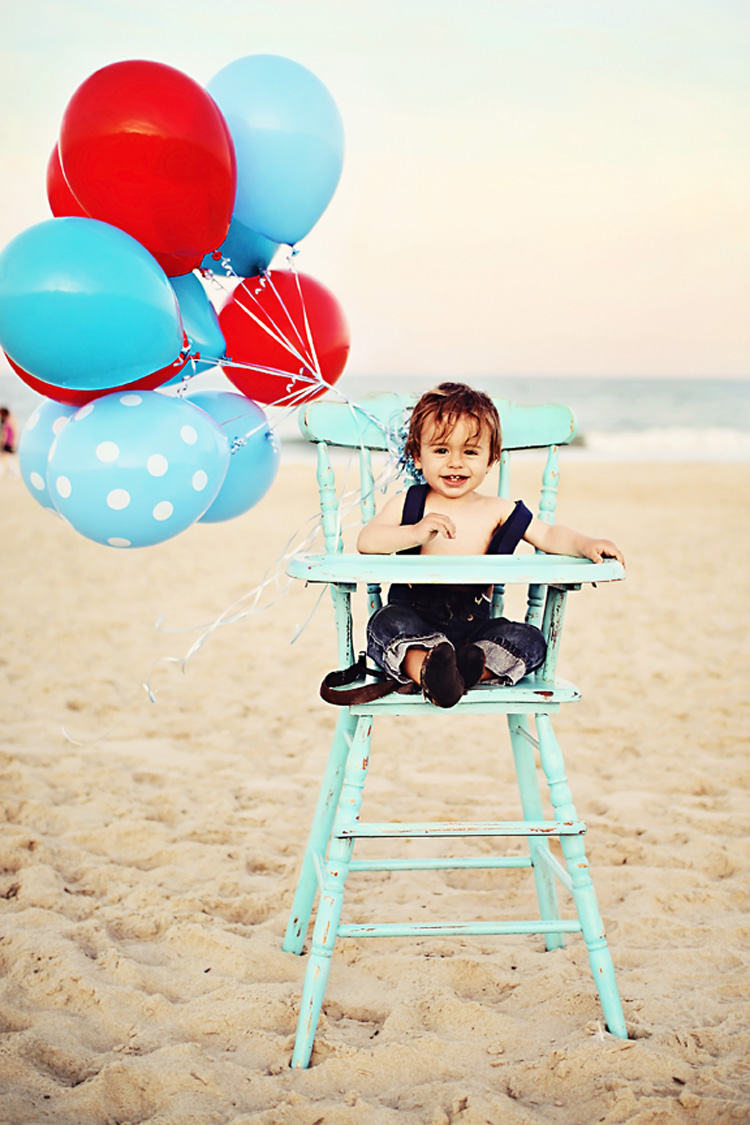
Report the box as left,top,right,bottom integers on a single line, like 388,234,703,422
290,715,373,1069
283,710,359,954
507,714,565,951
535,715,628,1038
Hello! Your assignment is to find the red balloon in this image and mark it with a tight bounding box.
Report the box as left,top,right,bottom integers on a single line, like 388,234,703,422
219,271,349,405
6,336,190,406
46,146,89,218
59,60,236,277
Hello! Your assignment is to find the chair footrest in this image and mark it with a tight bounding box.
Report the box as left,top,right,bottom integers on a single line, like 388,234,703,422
337,919,583,939
339,819,586,839
349,855,533,872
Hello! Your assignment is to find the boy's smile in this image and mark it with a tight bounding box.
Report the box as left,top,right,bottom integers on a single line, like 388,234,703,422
414,415,494,500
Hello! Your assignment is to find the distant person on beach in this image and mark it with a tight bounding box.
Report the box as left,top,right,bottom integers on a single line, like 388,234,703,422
0,407,18,477
358,382,625,708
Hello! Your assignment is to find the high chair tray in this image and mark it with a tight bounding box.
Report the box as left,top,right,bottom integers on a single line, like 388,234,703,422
287,553,624,586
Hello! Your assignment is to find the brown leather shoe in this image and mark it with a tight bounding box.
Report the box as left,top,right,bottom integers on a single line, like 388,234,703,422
457,643,486,689
420,642,465,708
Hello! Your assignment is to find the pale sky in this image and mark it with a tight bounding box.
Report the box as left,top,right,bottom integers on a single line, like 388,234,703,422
1,0,748,378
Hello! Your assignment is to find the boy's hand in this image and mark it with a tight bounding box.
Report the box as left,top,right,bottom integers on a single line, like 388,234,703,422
415,512,456,544
583,538,625,566
356,500,457,554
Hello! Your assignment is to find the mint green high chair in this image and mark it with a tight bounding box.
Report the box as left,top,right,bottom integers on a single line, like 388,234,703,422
283,392,627,1068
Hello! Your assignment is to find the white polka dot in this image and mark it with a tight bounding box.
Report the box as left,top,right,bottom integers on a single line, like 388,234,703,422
152,500,173,521
30,471,45,491
75,403,95,421
147,454,168,477
108,537,131,548
120,394,142,406
96,441,120,462
26,411,41,431
48,439,57,462
180,425,198,445
192,470,208,491
52,415,69,435
107,489,131,510
55,476,72,498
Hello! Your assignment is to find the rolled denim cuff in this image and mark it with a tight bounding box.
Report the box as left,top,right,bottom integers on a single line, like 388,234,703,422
474,639,528,686
380,632,449,684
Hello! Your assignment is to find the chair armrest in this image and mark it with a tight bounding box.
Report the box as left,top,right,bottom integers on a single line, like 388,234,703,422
287,553,624,586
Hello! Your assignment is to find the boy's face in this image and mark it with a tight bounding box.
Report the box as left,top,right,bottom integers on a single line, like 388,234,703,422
414,414,493,500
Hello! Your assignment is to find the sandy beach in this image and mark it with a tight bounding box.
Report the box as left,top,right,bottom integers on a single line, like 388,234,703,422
1,457,749,1124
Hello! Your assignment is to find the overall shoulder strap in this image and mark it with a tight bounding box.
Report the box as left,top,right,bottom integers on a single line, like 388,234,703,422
488,500,533,555
401,483,429,526
397,484,429,557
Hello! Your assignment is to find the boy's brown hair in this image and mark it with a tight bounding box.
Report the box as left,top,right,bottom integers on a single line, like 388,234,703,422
404,382,502,465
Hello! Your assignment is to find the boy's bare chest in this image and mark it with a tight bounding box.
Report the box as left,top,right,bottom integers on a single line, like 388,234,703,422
421,495,506,556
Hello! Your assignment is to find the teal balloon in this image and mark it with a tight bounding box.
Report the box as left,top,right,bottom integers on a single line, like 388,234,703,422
47,390,230,548
168,273,226,376
19,399,77,512
0,218,184,391
185,389,280,522
207,55,344,246
201,217,279,279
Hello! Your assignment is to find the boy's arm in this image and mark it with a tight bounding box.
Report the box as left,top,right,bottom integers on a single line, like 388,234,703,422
357,494,456,554
524,516,625,565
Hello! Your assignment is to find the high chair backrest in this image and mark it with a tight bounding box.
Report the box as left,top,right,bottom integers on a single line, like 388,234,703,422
299,392,578,629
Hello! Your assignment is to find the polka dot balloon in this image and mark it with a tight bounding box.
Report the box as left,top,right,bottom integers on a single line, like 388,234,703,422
18,399,78,511
46,391,231,547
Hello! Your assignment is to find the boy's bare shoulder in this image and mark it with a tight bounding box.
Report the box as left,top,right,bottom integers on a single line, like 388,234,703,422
479,493,517,521
372,490,408,523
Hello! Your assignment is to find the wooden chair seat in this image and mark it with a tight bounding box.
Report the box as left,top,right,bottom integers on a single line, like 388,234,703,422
326,672,581,714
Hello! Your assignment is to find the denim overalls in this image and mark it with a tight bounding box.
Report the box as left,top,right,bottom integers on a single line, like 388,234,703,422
366,486,547,685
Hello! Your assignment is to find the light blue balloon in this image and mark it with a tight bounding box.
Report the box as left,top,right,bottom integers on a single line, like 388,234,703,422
47,390,231,548
207,55,344,246
0,217,184,391
185,389,280,523
200,217,279,279
168,273,226,377
18,399,77,512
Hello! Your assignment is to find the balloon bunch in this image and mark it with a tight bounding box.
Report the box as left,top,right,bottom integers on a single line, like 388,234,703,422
0,55,349,548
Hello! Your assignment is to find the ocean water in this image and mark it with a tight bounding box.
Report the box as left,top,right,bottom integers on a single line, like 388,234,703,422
2,370,749,462
280,374,750,462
